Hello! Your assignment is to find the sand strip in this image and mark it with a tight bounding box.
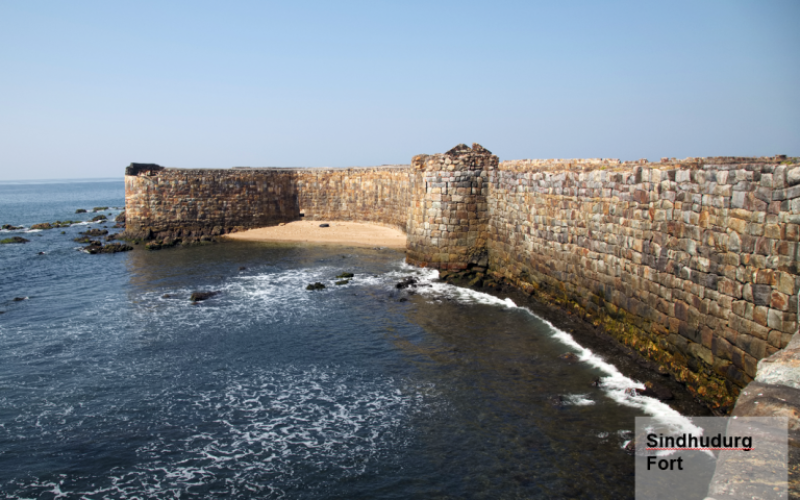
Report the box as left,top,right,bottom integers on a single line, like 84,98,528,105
224,220,407,249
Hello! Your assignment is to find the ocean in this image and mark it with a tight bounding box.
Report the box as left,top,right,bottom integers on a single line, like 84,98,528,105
0,179,714,499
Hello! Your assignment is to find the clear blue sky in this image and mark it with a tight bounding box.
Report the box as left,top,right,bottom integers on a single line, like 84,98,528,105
1,0,798,180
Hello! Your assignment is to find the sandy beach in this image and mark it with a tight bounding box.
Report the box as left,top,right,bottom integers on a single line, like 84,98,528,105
224,220,407,249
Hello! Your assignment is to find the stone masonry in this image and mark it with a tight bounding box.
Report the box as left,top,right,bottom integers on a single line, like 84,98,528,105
405,144,497,270
485,156,800,411
124,148,800,416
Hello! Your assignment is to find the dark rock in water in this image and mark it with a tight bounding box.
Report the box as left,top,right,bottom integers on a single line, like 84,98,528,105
81,228,108,237
91,215,107,222
591,377,602,388
1,236,29,244
115,210,126,223
190,291,220,302
82,241,133,254
2,224,23,230
559,352,580,363
31,220,75,230
398,297,408,302
0,311,4,314
335,279,350,285
319,223,330,228
37,251,45,255
238,266,247,271
336,272,354,279
306,282,326,291
75,208,87,214
13,297,27,301
73,236,92,243
548,394,567,407
162,294,174,299
395,277,418,289
145,238,180,251
637,381,674,401
99,243,132,254
92,207,109,212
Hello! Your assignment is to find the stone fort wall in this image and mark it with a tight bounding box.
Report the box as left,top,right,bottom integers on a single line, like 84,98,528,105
295,166,410,230
124,147,800,413
124,164,412,240
485,156,800,411
124,165,299,240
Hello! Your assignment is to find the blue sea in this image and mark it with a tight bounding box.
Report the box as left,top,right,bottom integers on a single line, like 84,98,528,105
0,179,714,499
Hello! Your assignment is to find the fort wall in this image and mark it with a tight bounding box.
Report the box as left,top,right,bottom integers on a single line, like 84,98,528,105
124,148,800,415
485,156,800,411
124,165,299,240
295,166,410,231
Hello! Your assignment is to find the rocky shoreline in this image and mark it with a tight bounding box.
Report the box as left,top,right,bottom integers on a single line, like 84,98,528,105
437,266,715,417
439,264,799,496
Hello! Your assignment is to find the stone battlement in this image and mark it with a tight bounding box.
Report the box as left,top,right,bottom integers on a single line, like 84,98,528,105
124,146,800,420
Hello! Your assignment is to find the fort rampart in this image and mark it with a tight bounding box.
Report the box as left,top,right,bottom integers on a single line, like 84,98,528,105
124,146,800,420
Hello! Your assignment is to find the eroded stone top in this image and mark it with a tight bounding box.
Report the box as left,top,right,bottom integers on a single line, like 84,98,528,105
125,163,165,176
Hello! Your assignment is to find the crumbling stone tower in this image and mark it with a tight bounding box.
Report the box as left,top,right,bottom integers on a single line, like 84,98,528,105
406,143,498,270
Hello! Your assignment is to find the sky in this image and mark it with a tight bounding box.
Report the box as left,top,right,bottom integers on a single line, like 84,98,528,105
0,0,798,180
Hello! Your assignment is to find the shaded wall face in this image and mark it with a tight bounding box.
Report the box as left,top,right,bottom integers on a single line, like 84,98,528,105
405,152,498,270
485,159,800,410
295,167,411,231
124,169,299,238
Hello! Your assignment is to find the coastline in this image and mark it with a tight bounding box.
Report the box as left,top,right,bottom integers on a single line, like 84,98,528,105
223,220,407,249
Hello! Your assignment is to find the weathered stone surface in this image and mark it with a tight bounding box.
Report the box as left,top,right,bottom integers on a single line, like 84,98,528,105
787,166,800,186
755,337,800,390
406,144,498,271
125,163,164,176
82,241,133,254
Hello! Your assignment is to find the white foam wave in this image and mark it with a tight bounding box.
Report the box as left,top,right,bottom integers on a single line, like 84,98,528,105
402,267,701,436
3,366,443,498
564,394,596,406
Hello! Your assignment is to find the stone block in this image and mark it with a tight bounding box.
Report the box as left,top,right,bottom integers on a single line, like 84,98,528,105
727,216,748,234
778,272,797,295
787,166,800,186
768,329,783,348
770,290,790,311
764,223,781,239
731,191,747,209
744,352,759,377
751,284,772,306
753,305,769,326
713,336,733,361
688,342,714,365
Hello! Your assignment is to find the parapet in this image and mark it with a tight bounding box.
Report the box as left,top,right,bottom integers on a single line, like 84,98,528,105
125,163,165,176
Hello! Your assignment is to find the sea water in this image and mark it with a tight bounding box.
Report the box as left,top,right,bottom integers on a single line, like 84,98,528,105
0,179,712,499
